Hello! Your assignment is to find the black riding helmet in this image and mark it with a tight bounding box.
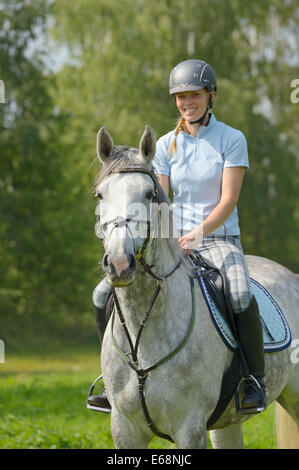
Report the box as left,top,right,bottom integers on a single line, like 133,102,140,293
169,59,217,124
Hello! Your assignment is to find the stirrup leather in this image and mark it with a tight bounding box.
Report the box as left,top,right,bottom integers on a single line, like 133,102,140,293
235,375,266,415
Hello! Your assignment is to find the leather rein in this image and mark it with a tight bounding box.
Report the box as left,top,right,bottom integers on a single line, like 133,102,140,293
99,167,197,442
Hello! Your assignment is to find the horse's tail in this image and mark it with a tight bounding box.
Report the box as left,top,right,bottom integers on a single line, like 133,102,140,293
276,403,299,449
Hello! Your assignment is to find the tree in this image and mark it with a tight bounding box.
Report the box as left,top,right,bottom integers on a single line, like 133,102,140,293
1,0,298,348
0,0,98,348
50,0,298,270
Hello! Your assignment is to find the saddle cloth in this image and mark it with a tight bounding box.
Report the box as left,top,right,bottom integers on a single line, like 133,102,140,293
198,275,291,353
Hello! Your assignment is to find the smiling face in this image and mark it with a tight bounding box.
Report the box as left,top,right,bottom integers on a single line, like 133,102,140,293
174,89,211,122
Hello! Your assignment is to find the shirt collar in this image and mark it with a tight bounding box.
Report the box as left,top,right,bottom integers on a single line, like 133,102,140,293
196,113,217,137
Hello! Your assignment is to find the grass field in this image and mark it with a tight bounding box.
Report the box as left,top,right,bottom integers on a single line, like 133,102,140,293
0,346,277,449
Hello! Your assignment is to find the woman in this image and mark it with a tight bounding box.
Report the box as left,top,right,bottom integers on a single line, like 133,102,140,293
152,59,266,412
88,59,266,414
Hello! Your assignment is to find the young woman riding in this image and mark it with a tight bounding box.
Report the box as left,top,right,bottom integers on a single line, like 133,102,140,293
88,59,266,414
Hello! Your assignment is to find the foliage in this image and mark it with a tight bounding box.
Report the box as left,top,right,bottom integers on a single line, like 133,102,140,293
51,0,299,269
0,0,101,348
0,0,298,347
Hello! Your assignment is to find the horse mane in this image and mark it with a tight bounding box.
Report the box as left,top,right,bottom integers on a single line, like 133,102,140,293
94,146,147,190
94,145,195,277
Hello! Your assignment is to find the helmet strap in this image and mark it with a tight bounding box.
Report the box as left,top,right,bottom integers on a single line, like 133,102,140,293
189,92,213,126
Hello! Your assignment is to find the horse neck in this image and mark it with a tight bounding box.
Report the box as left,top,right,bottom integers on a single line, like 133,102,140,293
112,237,204,367
113,236,186,334
146,235,182,279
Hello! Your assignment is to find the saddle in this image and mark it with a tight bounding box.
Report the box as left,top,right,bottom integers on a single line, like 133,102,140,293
189,251,235,330
190,252,291,353
190,251,291,428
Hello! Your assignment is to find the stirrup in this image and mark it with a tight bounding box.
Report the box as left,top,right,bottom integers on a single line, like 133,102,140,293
86,374,110,413
235,375,266,415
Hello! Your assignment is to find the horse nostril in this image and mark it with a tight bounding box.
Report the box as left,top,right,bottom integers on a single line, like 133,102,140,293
102,253,110,272
102,252,136,277
128,254,136,271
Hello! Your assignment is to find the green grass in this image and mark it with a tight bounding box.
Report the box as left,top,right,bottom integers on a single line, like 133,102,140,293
0,347,276,449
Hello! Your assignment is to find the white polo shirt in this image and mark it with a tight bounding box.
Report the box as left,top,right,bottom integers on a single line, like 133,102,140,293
152,114,249,236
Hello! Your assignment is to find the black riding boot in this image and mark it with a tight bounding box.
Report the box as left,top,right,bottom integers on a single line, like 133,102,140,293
86,279,112,412
235,295,266,413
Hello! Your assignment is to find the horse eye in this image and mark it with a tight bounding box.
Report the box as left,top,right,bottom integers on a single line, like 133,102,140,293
96,191,103,200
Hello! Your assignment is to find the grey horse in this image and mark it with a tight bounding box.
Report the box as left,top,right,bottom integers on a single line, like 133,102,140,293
95,125,299,449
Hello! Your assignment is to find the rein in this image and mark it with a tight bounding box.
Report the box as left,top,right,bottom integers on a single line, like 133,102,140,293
110,262,194,443
102,166,196,442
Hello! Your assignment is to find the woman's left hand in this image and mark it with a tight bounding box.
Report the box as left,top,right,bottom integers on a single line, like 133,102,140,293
178,227,203,255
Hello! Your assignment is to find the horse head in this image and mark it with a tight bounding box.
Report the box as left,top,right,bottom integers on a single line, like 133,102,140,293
95,125,158,287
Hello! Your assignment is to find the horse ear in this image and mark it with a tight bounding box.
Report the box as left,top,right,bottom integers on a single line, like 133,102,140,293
97,126,113,163
139,125,156,163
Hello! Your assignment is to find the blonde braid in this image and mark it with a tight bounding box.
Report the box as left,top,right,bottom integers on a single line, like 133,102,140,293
168,117,189,156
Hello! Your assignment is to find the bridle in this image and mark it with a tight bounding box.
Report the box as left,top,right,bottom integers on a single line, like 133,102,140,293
96,167,181,280
96,166,196,442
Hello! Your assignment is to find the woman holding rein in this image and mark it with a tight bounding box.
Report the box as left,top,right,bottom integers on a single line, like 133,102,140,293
152,59,266,412
87,59,266,414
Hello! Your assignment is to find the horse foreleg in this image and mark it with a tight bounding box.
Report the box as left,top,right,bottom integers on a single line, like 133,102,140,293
173,413,207,449
209,425,244,449
110,409,152,449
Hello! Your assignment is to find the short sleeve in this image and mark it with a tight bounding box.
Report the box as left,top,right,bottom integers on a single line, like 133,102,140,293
152,136,171,176
223,131,249,169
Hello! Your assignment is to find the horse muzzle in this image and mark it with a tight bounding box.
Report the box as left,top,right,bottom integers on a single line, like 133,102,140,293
102,251,137,286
